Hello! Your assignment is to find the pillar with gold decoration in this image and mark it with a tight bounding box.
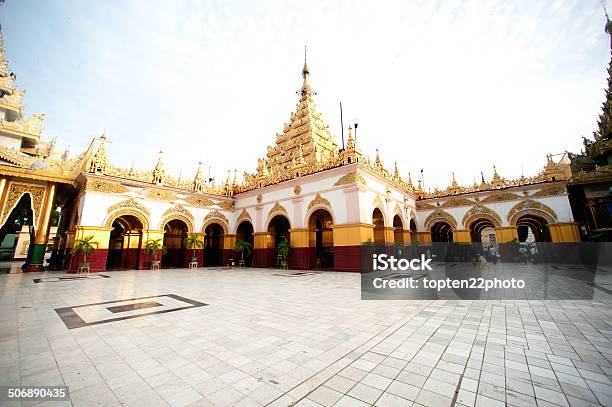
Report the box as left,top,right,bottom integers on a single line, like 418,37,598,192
252,232,273,267
140,229,165,269
548,222,581,243
222,234,237,266
186,232,205,267
332,223,374,272
67,226,113,272
289,228,309,269
24,182,56,272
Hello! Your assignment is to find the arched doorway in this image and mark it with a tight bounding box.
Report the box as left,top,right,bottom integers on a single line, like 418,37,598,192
268,215,290,266
309,209,334,268
236,221,254,266
163,219,188,268
106,215,143,270
372,208,385,243
393,215,404,243
0,193,34,261
517,215,551,242
467,218,497,243
204,223,224,266
409,219,417,242
431,222,453,242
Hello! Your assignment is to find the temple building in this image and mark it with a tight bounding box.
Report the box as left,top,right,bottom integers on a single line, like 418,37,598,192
566,18,612,241
0,25,588,273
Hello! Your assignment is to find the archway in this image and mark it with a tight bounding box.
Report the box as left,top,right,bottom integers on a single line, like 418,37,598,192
393,215,404,243
467,218,497,243
372,208,385,243
431,222,453,242
106,215,143,270
162,219,188,268
517,215,551,242
236,221,254,266
308,209,334,268
268,215,290,266
204,223,224,266
0,193,34,260
409,219,417,242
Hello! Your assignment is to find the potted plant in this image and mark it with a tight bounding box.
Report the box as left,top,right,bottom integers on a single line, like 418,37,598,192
186,235,203,264
276,237,290,269
71,235,99,272
144,238,166,269
234,239,252,267
394,242,404,257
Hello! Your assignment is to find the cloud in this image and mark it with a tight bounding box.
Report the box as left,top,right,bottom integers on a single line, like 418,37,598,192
1,0,608,189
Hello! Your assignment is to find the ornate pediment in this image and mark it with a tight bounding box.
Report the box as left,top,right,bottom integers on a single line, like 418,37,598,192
162,205,194,222
531,185,566,197
507,199,558,225
307,193,331,210
269,201,288,217
204,209,229,224
106,198,150,216
462,205,502,228
424,208,457,230
237,209,252,223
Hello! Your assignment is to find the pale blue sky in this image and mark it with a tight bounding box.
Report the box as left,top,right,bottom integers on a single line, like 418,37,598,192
1,0,609,189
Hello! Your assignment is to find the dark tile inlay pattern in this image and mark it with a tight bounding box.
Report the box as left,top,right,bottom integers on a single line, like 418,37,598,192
106,301,162,313
34,274,111,283
55,294,208,329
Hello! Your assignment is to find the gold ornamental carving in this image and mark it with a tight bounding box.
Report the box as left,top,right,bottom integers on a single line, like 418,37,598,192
143,188,178,201
85,179,128,194
204,209,229,224
1,183,45,227
307,193,331,211
215,200,234,210
531,185,566,197
106,198,151,216
294,185,301,195
185,196,215,208
416,202,436,210
441,198,477,208
393,202,402,217
480,193,522,204
424,209,457,230
334,171,366,187
462,206,502,228
256,194,263,204
507,199,558,226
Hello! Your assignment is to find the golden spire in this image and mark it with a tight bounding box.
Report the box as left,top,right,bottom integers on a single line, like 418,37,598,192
451,172,458,188
88,133,108,173
346,124,355,150
375,148,382,168
417,179,424,194
302,44,310,91
407,172,414,188
232,168,238,185
194,161,205,191
393,161,400,179
153,150,165,184
492,165,501,182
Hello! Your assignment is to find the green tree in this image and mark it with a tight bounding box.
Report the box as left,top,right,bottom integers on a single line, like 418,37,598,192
71,235,99,266
234,239,252,261
186,235,203,261
144,238,167,262
276,237,290,261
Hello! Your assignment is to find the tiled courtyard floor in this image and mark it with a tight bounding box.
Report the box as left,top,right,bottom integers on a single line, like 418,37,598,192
1,265,612,407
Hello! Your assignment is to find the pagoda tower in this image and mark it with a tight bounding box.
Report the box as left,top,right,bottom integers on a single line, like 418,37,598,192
264,53,339,175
